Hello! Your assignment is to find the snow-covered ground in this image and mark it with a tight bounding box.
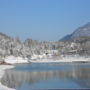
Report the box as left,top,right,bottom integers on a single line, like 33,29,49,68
5,56,28,64
0,65,15,90
4,55,90,64
30,56,90,63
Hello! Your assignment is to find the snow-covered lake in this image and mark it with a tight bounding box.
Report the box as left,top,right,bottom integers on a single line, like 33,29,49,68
1,62,90,90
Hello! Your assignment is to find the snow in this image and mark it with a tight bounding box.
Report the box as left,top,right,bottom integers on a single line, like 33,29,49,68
5,56,28,64
0,65,15,90
62,56,90,62
4,55,90,64
30,56,90,63
31,54,47,60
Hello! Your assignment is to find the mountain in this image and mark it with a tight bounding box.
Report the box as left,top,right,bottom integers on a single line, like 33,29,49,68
0,32,11,39
61,22,90,40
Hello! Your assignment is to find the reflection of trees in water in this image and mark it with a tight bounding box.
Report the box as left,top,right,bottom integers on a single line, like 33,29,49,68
69,68,90,88
1,68,90,89
1,70,68,88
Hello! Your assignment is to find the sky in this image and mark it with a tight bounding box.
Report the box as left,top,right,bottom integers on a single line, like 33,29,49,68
0,0,90,41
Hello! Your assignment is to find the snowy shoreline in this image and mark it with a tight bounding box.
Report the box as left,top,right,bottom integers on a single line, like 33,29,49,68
30,57,90,63
0,56,90,90
4,55,90,64
0,65,15,90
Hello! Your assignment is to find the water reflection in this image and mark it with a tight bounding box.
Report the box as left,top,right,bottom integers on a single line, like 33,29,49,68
1,64,90,89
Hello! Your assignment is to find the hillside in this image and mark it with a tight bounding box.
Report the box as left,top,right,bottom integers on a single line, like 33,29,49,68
0,22,90,61
0,32,59,61
62,22,90,40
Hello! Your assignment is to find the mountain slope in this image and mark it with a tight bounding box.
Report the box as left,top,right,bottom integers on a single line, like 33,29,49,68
61,22,90,40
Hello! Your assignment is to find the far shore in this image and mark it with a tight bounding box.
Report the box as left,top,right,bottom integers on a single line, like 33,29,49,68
1,55,90,64
30,57,90,63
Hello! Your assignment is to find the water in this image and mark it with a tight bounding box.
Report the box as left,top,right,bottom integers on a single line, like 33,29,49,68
1,62,90,90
